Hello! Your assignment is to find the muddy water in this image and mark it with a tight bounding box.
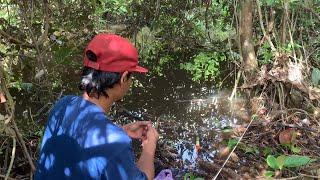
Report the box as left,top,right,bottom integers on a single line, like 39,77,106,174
111,70,248,173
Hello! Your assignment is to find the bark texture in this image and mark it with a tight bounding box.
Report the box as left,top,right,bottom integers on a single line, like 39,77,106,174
240,0,257,72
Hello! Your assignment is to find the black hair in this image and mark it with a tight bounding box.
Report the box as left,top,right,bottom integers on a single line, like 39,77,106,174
78,67,122,98
79,50,132,98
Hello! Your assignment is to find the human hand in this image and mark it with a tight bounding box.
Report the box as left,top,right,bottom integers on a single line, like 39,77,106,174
141,124,159,151
123,121,151,140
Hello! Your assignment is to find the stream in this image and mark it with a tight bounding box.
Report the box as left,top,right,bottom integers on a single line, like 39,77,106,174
110,70,248,177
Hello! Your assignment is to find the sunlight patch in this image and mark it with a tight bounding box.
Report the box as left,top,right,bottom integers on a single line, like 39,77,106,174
64,167,71,176
44,153,55,170
84,128,106,147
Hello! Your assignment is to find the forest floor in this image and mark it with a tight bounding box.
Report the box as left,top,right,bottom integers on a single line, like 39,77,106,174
154,60,320,179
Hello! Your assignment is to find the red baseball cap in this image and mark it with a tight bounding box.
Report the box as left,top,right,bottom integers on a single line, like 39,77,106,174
83,33,148,73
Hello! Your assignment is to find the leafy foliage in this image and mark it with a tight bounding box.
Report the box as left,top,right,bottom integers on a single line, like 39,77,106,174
183,172,204,180
266,154,315,172
227,138,238,149
180,52,226,81
284,155,315,168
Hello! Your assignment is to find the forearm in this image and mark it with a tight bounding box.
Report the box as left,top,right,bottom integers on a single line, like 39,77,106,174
137,146,156,180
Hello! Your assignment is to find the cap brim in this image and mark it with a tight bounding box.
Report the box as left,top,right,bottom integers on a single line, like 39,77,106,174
130,65,148,73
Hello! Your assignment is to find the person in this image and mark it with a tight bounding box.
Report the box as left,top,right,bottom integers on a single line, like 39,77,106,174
34,34,159,180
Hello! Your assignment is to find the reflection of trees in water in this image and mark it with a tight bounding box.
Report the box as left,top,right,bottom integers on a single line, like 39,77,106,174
113,86,250,173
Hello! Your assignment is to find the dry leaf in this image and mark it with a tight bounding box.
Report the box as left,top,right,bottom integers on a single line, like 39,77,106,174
279,128,295,145
234,126,246,135
218,147,230,158
274,170,282,178
309,87,320,100
230,152,239,162
313,108,320,119
35,69,45,79
0,92,6,103
258,108,267,117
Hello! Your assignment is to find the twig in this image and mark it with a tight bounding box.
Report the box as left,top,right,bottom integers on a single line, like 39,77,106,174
287,20,297,63
0,30,34,48
229,70,242,101
4,141,9,171
275,122,318,133
204,0,212,42
35,0,50,46
17,0,47,70
213,116,255,180
299,173,320,179
219,68,235,89
273,176,299,180
0,174,16,180
30,170,33,180
280,1,289,45
155,0,160,20
256,0,276,51
302,5,320,22
12,120,36,172
5,137,16,180
155,117,160,131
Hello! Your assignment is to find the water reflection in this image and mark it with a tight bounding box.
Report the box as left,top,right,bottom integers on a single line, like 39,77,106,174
111,72,247,171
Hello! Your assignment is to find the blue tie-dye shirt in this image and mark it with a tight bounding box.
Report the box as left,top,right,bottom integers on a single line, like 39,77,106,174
34,95,147,180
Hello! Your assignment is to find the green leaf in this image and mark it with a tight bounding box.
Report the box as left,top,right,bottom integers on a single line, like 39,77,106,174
267,0,275,5
244,146,253,153
311,68,320,85
290,145,301,154
264,171,275,177
184,173,194,180
222,128,233,133
263,147,273,156
277,155,286,170
242,146,259,155
251,114,258,120
267,155,279,170
227,139,238,149
284,155,313,168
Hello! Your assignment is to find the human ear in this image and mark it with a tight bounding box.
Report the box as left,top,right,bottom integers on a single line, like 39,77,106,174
120,71,129,84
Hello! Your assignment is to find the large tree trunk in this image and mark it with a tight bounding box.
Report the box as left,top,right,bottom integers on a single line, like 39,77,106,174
239,0,257,72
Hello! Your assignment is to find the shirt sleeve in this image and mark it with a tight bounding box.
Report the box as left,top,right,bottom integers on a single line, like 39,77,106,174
105,145,148,180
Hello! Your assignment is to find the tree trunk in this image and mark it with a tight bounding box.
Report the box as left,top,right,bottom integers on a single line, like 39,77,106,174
280,1,289,45
239,0,257,72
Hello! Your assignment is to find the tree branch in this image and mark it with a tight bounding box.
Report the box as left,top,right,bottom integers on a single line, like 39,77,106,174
302,5,320,22
256,0,276,51
5,137,16,180
35,0,50,46
12,120,36,172
0,29,34,48
0,64,36,172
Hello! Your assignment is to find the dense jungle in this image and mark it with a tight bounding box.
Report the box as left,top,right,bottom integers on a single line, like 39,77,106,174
0,0,320,179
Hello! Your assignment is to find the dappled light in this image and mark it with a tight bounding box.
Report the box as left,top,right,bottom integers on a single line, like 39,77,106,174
35,96,140,179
